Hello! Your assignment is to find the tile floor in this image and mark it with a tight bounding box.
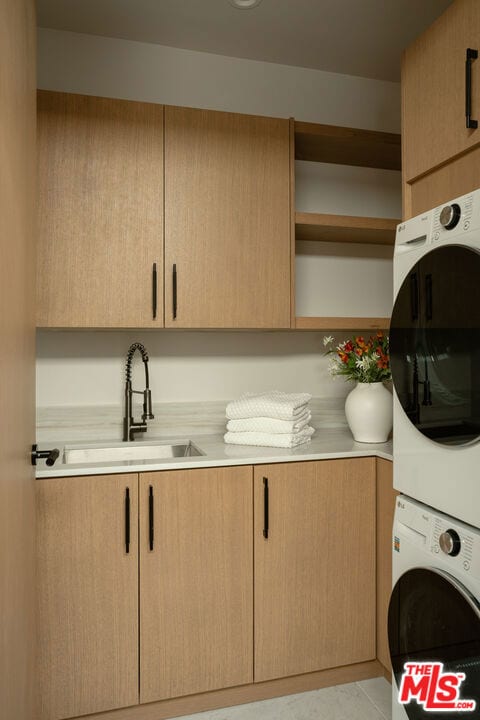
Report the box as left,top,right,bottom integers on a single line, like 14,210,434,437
175,677,392,720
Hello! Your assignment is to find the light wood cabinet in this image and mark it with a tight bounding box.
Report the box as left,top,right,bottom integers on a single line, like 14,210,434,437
376,458,397,673
36,474,138,720
36,458,383,720
253,458,376,682
37,91,164,328
164,106,291,328
402,0,480,217
139,466,253,703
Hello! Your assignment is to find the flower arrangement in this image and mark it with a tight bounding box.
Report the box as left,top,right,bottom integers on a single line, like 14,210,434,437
323,332,391,383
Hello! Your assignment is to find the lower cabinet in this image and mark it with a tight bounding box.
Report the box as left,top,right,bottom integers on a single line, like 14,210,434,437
36,474,138,720
36,458,379,719
139,467,253,703
376,458,396,673
254,459,376,681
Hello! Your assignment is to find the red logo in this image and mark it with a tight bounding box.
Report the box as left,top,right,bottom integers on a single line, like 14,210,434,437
399,662,476,712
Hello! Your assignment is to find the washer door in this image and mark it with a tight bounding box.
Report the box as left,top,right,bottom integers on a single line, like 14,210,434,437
390,245,480,446
389,567,480,719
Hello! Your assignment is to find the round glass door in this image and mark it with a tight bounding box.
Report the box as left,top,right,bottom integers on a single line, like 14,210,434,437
389,567,480,719
390,245,480,446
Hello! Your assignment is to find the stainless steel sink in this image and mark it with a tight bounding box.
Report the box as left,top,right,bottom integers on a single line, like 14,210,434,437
63,440,204,465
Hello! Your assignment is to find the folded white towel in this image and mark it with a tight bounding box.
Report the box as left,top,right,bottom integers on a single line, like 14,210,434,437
226,410,311,434
224,426,315,449
226,391,312,421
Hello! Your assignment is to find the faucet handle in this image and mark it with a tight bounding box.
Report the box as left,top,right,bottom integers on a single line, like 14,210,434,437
142,389,155,420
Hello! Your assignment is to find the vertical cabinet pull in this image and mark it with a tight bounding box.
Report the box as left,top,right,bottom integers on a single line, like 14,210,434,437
425,273,433,321
410,272,419,321
172,264,177,320
466,48,478,129
149,485,154,551
152,262,157,319
263,477,269,539
125,487,130,554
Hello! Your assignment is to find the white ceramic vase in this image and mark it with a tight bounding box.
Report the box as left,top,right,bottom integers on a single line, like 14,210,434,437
345,381,393,443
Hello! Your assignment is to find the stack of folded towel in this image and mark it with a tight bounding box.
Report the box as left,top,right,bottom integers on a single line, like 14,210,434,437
224,391,314,448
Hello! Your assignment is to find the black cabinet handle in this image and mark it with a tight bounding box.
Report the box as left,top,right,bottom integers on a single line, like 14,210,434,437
172,264,177,320
409,273,419,321
125,487,131,554
148,485,154,551
425,273,433,321
152,263,157,319
31,444,60,467
466,48,478,129
263,477,269,539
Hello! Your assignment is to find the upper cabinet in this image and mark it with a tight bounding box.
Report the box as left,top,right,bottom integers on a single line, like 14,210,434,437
402,0,480,216
164,106,291,328
37,91,164,328
37,95,291,329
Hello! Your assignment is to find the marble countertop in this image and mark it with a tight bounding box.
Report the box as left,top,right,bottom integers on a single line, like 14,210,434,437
35,427,392,478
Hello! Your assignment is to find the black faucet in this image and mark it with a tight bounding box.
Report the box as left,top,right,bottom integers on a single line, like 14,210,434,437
123,343,154,441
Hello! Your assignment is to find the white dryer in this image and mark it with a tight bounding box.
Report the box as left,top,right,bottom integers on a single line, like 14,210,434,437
390,189,480,527
389,495,480,719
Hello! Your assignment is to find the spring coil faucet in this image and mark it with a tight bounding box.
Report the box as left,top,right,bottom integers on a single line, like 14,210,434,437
123,342,154,441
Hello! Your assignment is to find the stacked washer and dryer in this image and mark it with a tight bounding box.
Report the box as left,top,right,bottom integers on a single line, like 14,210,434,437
388,189,480,719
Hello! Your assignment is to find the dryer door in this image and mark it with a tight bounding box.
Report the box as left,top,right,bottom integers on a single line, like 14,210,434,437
390,245,480,446
389,567,480,718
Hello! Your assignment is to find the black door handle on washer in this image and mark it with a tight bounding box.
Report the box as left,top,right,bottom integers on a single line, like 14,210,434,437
410,273,419,321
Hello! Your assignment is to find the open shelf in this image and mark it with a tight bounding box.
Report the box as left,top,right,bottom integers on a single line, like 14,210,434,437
294,121,401,170
295,212,398,246
295,317,390,331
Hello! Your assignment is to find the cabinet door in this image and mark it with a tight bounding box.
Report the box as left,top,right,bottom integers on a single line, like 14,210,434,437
36,474,138,720
164,106,291,328
402,0,480,183
376,458,397,672
37,91,164,328
140,467,253,703
254,459,376,682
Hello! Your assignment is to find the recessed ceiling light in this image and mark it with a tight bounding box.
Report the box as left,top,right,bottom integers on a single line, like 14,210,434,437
228,0,263,8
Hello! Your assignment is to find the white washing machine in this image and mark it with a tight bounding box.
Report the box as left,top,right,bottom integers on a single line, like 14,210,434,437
388,495,480,720
390,189,480,527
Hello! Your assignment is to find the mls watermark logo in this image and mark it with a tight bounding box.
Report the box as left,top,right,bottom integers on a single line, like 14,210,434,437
399,662,476,712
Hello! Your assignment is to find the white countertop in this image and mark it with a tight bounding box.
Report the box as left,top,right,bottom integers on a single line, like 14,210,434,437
35,427,392,478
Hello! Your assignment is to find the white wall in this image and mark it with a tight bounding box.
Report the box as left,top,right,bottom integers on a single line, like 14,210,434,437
37,28,400,130
36,28,400,409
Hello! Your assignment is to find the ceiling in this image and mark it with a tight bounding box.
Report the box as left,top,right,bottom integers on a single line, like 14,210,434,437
37,0,453,82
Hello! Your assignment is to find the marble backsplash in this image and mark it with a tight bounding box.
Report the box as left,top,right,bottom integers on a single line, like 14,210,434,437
36,397,349,444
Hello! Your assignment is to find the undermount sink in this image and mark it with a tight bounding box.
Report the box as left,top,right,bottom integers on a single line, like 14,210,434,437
63,440,204,465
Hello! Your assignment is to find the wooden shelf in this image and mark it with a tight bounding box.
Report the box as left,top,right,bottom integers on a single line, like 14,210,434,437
294,121,401,171
295,212,398,246
295,317,390,331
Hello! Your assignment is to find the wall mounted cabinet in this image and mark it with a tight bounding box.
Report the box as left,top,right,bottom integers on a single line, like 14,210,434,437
37,94,291,329
164,106,291,328
402,0,480,217
37,92,398,331
37,91,164,328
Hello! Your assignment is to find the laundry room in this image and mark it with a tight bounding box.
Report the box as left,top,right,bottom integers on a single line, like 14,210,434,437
2,2,479,720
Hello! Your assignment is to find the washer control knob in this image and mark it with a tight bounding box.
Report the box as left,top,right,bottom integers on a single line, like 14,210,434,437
439,529,461,556
440,203,461,230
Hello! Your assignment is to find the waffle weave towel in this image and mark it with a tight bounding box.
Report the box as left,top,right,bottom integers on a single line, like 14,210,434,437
224,426,315,449
226,410,311,434
226,391,312,421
